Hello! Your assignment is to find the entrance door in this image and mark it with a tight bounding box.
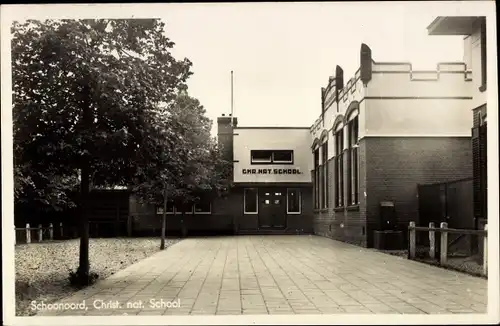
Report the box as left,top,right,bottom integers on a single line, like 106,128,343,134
259,189,286,229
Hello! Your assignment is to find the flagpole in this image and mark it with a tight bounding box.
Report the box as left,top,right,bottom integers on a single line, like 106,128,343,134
230,70,234,127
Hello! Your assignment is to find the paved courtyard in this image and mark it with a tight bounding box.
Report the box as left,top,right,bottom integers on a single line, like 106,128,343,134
37,235,487,316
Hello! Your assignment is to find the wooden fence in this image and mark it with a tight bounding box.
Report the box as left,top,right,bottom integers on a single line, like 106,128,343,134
15,222,69,244
408,221,488,276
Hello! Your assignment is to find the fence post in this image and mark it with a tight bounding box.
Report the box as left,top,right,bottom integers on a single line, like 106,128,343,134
38,224,43,242
26,223,31,244
483,224,488,276
409,221,416,259
429,222,435,259
60,222,63,239
49,223,54,240
440,222,448,265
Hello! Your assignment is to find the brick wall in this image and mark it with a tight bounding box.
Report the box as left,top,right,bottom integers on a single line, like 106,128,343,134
131,186,313,235
364,136,472,247
313,136,472,248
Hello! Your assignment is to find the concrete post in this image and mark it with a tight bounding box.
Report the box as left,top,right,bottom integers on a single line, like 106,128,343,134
26,223,31,244
409,221,416,259
49,223,54,240
429,222,436,259
38,224,43,242
440,222,448,265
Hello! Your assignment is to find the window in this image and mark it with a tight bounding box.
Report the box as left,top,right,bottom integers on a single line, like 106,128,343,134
194,197,212,214
313,148,320,209
347,116,359,206
321,141,329,209
244,188,258,214
251,150,294,164
272,150,293,164
287,188,301,214
480,17,487,92
251,150,272,163
175,202,193,215
156,202,175,215
334,129,344,207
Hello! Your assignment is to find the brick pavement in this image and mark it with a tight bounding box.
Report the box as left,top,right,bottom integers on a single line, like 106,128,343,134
36,235,487,316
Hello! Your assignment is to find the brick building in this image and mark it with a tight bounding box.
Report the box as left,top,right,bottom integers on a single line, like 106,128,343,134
427,16,488,231
309,43,474,247
129,115,314,236
128,28,480,244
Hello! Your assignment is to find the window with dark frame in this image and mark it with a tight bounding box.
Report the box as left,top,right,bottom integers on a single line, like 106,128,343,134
347,116,359,206
251,150,294,164
175,202,194,214
314,149,320,209
244,188,258,213
156,201,175,214
272,150,293,163
334,129,344,207
287,188,301,214
194,196,212,214
251,150,272,163
321,141,329,209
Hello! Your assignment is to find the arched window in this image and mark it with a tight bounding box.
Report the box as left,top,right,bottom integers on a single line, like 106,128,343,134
346,107,360,206
320,131,329,209
333,119,344,208
313,145,320,210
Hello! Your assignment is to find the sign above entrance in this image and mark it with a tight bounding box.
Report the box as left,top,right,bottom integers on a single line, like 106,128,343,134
242,168,303,175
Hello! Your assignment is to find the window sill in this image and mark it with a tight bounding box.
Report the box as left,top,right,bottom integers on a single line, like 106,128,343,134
346,205,360,211
334,207,344,212
320,208,329,213
479,84,487,93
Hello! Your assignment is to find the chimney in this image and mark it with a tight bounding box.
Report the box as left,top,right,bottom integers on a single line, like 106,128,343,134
217,114,237,161
335,65,344,90
360,43,373,85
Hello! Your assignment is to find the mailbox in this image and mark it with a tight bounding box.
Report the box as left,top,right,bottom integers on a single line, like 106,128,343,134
374,201,403,250
379,201,397,231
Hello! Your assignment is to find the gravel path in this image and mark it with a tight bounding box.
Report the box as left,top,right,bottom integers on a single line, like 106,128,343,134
15,237,180,316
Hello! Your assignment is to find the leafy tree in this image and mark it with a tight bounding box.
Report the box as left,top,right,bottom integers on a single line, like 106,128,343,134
133,91,232,243
11,19,192,285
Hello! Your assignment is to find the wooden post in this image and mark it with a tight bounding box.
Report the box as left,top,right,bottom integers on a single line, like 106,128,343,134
429,222,435,259
409,222,416,259
26,223,31,244
483,224,488,276
38,224,43,242
60,222,64,239
49,223,54,240
440,222,448,265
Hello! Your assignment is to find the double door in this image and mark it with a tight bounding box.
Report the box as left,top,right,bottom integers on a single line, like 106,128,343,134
258,188,286,229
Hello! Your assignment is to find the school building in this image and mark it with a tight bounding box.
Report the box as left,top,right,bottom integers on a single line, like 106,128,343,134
122,17,483,248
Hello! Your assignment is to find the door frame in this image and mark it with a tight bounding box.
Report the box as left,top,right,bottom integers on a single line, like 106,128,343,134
258,187,287,230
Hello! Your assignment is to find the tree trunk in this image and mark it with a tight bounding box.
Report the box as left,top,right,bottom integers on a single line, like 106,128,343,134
160,187,167,250
77,80,92,286
77,163,91,285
